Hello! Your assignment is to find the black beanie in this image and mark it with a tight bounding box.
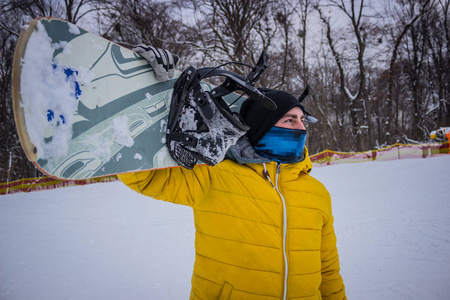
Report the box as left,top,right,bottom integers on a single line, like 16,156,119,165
240,88,306,146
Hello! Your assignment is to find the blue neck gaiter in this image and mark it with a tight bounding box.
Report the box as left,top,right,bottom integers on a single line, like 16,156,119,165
254,127,307,163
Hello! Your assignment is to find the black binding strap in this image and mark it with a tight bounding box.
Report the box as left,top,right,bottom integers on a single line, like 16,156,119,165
197,67,277,110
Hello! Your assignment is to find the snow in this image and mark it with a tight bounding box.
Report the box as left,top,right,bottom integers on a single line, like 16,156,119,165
160,119,167,144
1,156,450,299
155,147,173,167
68,23,81,35
178,107,199,131
20,22,78,162
84,115,134,164
315,156,450,299
112,115,134,148
344,86,357,101
19,21,92,163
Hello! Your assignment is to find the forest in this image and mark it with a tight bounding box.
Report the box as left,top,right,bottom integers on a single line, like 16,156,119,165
1,0,449,181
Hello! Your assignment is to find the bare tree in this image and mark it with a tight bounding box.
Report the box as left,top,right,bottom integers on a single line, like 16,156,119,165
2,0,98,23
179,0,277,76
384,0,433,144
316,5,363,150
428,0,450,128
292,0,314,85
315,0,386,150
397,0,435,141
95,1,187,52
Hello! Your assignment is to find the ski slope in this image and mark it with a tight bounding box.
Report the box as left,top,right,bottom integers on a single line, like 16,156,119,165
1,155,449,300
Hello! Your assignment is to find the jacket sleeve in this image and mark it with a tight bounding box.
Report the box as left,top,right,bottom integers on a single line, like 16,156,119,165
117,165,212,207
319,194,347,300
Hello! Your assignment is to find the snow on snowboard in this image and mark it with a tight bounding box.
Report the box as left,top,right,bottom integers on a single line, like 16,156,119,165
12,17,249,180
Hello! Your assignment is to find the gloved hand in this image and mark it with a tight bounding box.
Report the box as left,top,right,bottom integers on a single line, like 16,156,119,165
133,44,179,82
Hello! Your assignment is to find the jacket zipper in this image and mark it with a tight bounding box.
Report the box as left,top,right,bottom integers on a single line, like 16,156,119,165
276,163,289,300
263,163,288,300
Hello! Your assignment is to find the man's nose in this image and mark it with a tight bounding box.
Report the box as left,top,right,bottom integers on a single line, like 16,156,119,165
296,119,306,130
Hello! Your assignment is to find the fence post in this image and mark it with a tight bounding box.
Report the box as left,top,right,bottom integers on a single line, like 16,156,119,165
422,144,429,158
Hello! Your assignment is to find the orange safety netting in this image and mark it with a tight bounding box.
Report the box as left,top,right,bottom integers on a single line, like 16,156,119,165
310,142,449,166
0,176,118,195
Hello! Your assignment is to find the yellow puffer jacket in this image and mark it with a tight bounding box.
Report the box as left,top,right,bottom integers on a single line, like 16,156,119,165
118,149,346,300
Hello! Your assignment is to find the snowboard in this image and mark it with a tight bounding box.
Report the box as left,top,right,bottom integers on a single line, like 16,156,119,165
12,17,247,180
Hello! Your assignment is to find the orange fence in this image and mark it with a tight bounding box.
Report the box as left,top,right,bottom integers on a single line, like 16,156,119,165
0,175,118,195
310,142,449,166
1,142,448,195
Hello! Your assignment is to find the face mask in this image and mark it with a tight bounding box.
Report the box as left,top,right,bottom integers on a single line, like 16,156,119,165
254,127,307,163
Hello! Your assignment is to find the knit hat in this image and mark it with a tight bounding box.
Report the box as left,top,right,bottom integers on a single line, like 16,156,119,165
240,88,316,146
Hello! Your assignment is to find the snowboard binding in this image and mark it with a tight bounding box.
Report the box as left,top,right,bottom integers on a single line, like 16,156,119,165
167,52,275,169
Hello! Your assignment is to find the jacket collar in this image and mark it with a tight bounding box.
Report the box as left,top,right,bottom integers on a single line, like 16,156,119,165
226,136,271,165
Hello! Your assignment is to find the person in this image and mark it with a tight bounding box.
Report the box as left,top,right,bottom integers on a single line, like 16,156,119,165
118,46,346,299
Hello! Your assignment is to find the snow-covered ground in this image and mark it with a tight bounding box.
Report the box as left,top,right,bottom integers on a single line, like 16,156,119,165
1,156,449,300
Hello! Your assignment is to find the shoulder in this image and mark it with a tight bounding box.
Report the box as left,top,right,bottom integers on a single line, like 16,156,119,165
212,159,260,179
216,158,247,171
303,173,330,199
285,167,332,212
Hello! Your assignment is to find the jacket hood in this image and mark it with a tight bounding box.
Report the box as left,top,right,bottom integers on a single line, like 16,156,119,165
226,136,271,165
226,136,313,174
